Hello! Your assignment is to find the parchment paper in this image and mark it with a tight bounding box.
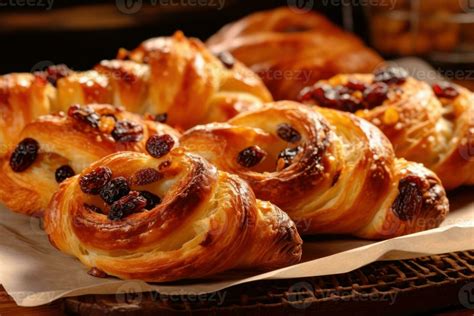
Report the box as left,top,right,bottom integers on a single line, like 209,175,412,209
0,187,472,307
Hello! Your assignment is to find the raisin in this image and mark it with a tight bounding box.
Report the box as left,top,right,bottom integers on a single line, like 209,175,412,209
35,64,72,87
99,177,130,204
146,134,175,158
277,147,301,169
298,83,362,112
277,123,301,143
68,104,101,128
139,191,162,210
87,267,108,278
363,82,389,109
79,166,112,195
215,51,235,69
153,113,167,123
345,80,368,91
9,138,40,172
111,120,144,142
337,93,362,112
55,165,75,183
392,176,424,221
84,204,103,214
374,66,408,85
133,168,163,186
237,146,266,168
108,191,147,220
432,82,459,99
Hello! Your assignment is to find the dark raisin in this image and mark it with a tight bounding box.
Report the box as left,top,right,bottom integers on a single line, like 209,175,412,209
87,267,108,278
277,123,301,143
146,134,175,158
84,204,103,214
35,64,72,87
108,191,147,220
79,166,112,195
111,120,144,142
298,83,362,112
345,80,368,91
337,93,362,112
215,51,235,69
9,138,40,172
373,66,408,85
133,168,163,186
432,82,459,99
68,104,101,128
363,82,389,109
139,191,162,210
237,146,266,168
55,165,75,183
99,177,130,204
153,113,167,123
277,147,301,169
392,176,424,221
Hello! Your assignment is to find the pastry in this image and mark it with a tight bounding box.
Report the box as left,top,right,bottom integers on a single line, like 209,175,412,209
44,145,302,281
207,7,383,100
0,103,179,216
181,101,449,239
298,66,474,189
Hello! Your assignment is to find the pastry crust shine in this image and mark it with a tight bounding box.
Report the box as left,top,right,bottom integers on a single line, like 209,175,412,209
181,101,449,239
44,150,302,281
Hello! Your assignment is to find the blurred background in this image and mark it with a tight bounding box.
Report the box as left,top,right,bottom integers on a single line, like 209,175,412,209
1,0,473,87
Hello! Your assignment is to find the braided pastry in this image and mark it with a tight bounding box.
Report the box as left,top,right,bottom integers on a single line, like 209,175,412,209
181,101,449,239
0,103,179,216
298,67,474,189
206,7,382,100
0,73,54,156
44,147,302,282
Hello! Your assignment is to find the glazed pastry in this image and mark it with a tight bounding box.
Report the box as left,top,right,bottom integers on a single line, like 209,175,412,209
0,103,179,216
30,32,270,130
0,73,54,156
207,7,383,100
181,101,449,239
44,146,302,281
298,67,474,189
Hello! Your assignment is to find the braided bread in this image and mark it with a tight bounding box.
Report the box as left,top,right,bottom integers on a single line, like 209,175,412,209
0,103,179,216
0,73,54,156
44,148,302,282
206,7,383,100
181,101,449,239
298,67,474,189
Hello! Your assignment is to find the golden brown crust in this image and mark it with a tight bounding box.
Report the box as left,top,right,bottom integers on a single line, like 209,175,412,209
0,73,53,156
181,101,449,239
299,73,474,189
206,7,383,100
44,150,302,281
0,104,180,216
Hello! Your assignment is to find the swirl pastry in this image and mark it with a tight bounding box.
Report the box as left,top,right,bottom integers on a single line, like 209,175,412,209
181,101,449,239
206,7,383,100
0,103,179,216
44,146,302,281
298,67,474,189
0,73,54,156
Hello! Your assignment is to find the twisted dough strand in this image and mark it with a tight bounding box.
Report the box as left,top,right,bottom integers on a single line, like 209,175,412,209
181,101,449,239
45,150,302,281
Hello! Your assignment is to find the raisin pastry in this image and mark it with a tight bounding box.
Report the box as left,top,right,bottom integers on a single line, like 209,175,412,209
27,32,271,130
206,7,383,100
0,104,179,216
44,145,302,282
181,101,449,239
0,73,54,156
298,67,474,189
